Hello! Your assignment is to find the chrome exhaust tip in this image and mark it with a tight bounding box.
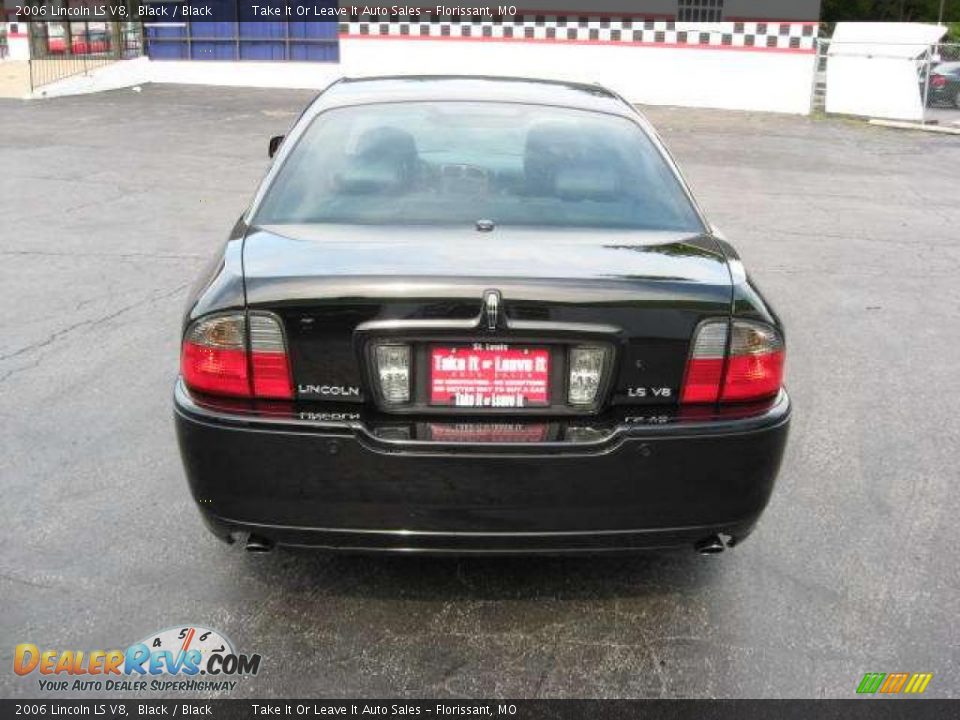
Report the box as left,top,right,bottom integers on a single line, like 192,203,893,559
695,535,726,555
245,534,274,553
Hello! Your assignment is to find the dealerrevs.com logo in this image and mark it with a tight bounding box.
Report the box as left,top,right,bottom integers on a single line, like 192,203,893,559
14,626,261,693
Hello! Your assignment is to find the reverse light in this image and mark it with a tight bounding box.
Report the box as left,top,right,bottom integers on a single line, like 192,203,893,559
375,344,411,405
568,346,608,406
681,319,784,404
680,320,728,404
248,313,293,399
181,311,292,399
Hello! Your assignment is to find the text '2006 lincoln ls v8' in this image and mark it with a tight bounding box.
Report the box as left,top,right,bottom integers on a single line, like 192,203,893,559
174,76,790,555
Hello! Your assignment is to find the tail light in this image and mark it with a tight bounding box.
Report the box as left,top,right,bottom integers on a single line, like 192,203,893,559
679,321,728,403
932,75,947,88
180,311,292,399
248,314,293,399
181,314,249,398
374,344,411,405
722,321,785,401
681,319,784,404
568,346,608,406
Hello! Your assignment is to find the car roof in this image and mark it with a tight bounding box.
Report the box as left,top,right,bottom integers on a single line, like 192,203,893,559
310,75,637,118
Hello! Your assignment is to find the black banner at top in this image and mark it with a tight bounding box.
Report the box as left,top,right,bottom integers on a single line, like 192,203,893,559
6,1,823,24
12,1,344,23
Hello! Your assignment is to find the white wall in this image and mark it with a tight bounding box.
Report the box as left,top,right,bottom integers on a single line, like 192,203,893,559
34,35,817,115
340,38,817,114
149,58,343,90
825,56,924,120
32,57,342,98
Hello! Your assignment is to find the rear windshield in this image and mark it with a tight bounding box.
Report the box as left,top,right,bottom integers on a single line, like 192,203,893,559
254,102,704,232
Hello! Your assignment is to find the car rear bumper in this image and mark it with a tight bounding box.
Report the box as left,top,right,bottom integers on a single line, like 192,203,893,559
928,84,959,104
174,381,790,554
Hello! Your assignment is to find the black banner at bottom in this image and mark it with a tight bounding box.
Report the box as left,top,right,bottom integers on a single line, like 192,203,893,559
1,700,958,720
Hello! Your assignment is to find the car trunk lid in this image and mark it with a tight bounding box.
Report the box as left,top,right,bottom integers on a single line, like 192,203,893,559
242,224,732,410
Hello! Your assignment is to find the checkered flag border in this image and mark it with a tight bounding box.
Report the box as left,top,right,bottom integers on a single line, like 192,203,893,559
339,16,818,52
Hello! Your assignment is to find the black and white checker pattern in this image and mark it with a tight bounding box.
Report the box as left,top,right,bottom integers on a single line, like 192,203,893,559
338,15,818,52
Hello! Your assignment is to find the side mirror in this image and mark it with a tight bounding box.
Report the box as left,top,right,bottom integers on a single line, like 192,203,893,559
268,135,284,159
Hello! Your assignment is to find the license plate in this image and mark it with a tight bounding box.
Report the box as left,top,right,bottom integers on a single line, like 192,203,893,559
426,423,549,443
429,345,550,407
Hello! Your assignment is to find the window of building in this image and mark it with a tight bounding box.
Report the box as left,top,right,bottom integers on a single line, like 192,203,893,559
678,0,724,23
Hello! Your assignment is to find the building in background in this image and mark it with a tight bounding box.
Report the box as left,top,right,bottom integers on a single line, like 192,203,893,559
138,1,820,64
8,1,824,114
142,0,339,61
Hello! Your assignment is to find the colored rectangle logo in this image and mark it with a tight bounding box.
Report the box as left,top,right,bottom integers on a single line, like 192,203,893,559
857,672,932,695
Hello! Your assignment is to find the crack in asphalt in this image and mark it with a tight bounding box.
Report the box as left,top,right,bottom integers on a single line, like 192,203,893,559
0,282,189,383
0,571,56,590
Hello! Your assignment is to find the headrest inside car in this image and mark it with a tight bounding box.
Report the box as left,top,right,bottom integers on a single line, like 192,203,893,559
335,126,418,194
335,162,407,194
523,122,620,197
553,167,621,201
354,126,418,161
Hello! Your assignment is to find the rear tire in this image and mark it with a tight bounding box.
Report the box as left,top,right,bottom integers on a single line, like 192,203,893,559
954,89,960,109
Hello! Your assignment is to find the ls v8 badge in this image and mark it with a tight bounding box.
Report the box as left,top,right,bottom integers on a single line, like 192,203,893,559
627,387,673,399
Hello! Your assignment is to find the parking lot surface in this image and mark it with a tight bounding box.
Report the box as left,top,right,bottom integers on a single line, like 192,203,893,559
2,85,959,699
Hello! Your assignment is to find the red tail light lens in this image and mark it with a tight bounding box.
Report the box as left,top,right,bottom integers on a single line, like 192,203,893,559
681,319,785,405
181,314,250,397
720,321,785,402
932,75,947,88
181,312,292,399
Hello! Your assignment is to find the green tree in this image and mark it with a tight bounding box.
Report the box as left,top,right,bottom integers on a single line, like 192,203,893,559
821,0,960,40
822,0,960,23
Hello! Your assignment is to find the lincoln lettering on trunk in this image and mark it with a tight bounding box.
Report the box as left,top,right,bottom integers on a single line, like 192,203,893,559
297,385,361,397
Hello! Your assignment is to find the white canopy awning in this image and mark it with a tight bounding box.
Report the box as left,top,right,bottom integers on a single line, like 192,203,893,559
829,22,948,60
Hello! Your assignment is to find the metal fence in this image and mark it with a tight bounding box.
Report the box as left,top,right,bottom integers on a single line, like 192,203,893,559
810,37,828,113
920,42,960,129
28,22,142,91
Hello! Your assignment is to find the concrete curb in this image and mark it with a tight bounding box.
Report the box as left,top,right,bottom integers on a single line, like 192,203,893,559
868,118,960,135
28,56,151,99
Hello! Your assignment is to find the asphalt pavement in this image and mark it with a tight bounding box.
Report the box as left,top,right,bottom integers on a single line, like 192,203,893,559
1,85,958,699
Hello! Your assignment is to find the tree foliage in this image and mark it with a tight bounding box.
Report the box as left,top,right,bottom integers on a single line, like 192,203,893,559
821,0,960,41
821,0,960,23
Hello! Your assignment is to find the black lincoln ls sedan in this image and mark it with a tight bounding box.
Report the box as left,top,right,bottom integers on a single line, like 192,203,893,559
174,75,790,555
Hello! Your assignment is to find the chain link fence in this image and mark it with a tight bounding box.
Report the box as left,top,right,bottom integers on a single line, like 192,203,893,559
923,42,960,126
